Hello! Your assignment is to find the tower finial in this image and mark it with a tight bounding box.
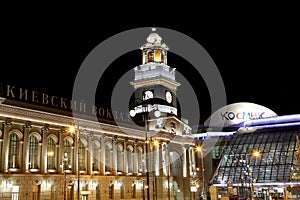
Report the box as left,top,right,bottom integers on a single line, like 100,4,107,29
151,27,156,32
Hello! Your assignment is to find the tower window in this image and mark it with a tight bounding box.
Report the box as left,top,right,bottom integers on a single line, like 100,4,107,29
161,51,165,63
155,49,161,62
147,51,153,62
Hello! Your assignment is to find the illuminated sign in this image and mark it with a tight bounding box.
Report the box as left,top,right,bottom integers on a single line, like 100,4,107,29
0,84,132,124
205,102,278,128
221,111,267,121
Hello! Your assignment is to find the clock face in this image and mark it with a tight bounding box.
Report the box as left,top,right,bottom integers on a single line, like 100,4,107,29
165,91,172,103
143,90,153,100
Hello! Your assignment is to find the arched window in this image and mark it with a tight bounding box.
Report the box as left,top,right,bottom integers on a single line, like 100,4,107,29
105,143,112,173
127,145,133,174
117,144,123,174
8,133,19,168
92,142,100,172
47,137,56,170
137,147,143,174
170,152,181,177
64,139,72,170
78,140,85,171
29,136,39,169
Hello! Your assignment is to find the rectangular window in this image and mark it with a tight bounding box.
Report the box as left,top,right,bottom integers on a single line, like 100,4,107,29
109,184,114,199
131,184,136,198
121,185,125,199
12,186,19,200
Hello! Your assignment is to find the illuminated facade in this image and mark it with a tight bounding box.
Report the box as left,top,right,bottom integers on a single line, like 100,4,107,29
0,30,196,200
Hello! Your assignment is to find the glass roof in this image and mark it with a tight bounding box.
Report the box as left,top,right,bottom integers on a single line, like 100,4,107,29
211,128,300,185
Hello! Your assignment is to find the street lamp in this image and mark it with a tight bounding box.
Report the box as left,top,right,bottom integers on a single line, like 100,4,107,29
130,97,161,200
69,125,80,200
130,103,150,200
62,152,71,200
250,150,260,200
196,146,206,200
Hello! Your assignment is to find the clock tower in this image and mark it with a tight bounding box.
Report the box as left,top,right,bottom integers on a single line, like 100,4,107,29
130,28,181,117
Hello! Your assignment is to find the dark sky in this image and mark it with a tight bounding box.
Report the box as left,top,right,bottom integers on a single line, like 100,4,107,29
1,17,299,125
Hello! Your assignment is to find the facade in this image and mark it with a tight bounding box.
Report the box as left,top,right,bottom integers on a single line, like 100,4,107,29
0,31,197,200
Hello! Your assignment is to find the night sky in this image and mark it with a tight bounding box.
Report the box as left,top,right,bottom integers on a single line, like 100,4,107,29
1,17,299,126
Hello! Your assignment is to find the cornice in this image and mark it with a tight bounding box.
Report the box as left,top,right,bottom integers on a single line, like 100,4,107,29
0,103,145,139
130,77,180,90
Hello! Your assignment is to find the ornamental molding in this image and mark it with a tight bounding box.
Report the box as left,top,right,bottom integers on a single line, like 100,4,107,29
130,77,180,91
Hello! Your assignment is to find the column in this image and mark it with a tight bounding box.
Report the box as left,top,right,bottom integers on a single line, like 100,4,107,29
165,51,168,64
87,134,93,175
189,146,196,177
112,137,117,175
123,139,128,174
133,140,138,175
155,142,161,176
166,141,171,200
142,51,146,64
41,126,49,174
75,131,79,175
182,145,187,178
58,130,65,174
162,142,167,176
100,135,105,175
22,124,31,173
2,122,11,173
56,144,59,172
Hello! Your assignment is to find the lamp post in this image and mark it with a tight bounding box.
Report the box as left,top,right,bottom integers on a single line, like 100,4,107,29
130,96,161,200
70,125,80,200
62,152,69,200
196,146,206,200
250,150,260,200
130,102,150,200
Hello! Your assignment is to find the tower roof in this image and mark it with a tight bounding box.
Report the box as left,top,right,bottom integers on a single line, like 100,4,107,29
141,29,169,51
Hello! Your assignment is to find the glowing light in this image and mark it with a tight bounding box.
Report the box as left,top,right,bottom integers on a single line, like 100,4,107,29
253,150,260,157
155,49,161,62
153,140,159,146
69,126,76,133
129,110,136,117
196,146,202,152
47,151,54,157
